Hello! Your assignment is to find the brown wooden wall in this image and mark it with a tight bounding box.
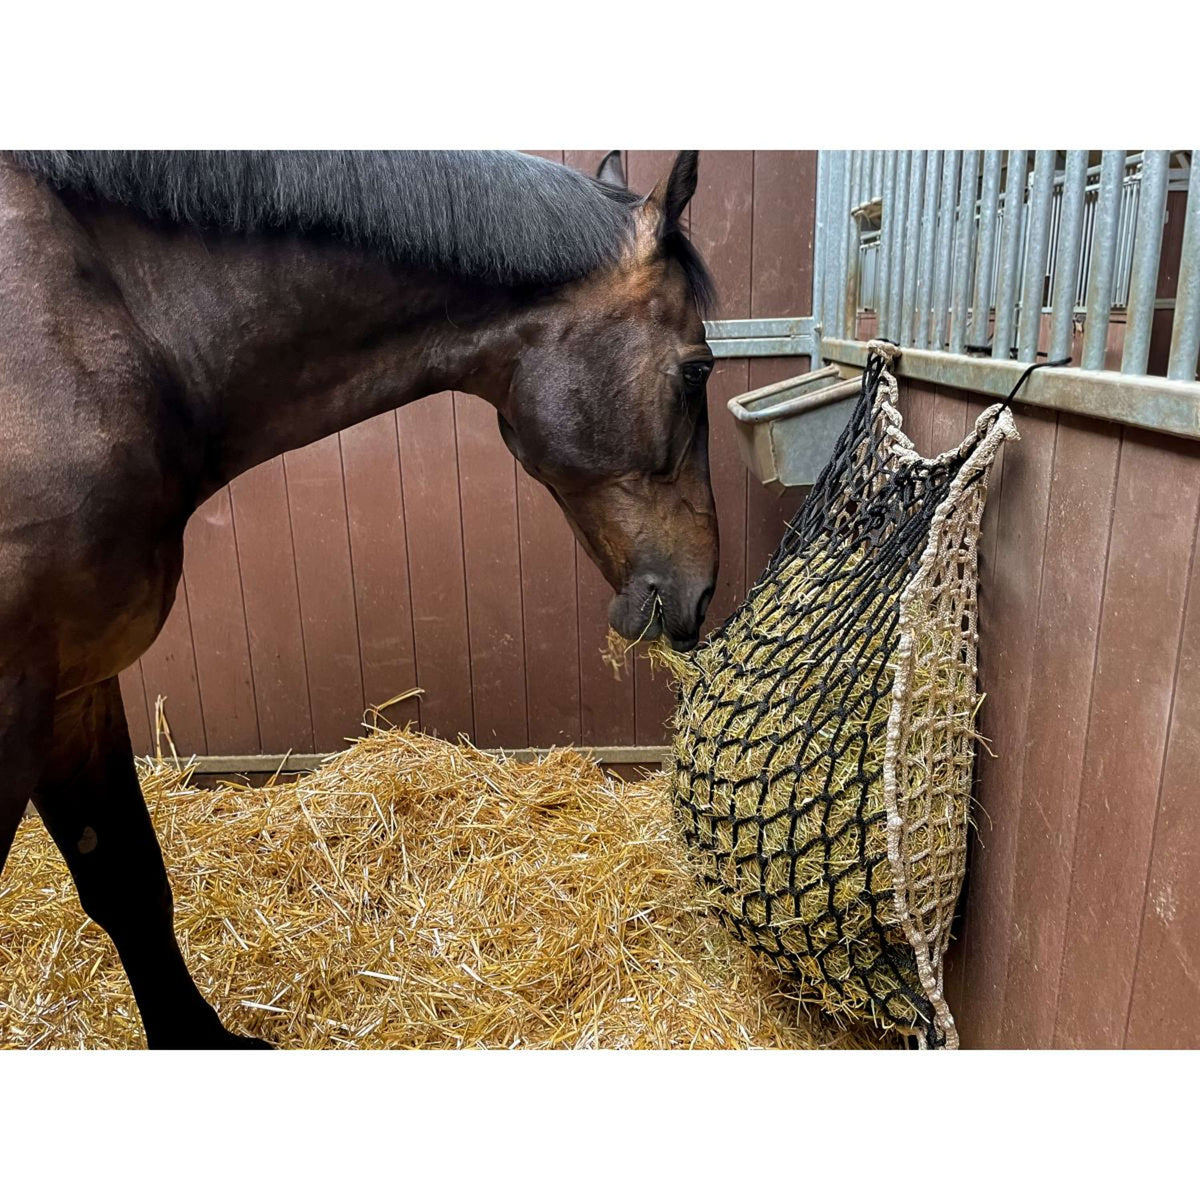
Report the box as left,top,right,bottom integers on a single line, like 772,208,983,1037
897,382,1200,1050
116,152,816,759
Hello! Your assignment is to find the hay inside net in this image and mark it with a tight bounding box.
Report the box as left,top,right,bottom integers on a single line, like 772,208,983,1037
0,725,891,1050
657,344,1015,1049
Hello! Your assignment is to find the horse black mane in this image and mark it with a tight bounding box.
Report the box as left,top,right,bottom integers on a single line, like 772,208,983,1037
12,150,715,309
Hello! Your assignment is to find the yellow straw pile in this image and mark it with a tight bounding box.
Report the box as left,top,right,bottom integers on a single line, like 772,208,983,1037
0,727,892,1050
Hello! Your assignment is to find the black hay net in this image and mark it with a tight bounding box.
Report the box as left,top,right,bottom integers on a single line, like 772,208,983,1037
669,348,994,1045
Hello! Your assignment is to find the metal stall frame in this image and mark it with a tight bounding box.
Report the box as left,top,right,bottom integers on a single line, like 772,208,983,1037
799,151,1200,443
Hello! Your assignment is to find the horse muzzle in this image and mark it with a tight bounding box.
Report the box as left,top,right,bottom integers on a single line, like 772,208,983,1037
608,570,715,652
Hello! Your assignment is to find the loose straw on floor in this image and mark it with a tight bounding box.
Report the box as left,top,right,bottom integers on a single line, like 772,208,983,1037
0,725,891,1050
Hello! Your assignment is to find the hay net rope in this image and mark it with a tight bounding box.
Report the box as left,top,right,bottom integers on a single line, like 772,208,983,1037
669,341,1016,1048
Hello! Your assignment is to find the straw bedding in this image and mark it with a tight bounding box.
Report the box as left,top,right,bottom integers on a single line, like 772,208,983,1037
0,727,890,1050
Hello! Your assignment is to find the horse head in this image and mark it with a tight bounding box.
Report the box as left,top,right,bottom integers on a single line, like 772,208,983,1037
495,151,718,651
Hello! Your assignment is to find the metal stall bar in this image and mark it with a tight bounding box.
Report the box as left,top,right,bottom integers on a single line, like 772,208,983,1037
878,153,897,338
1082,151,1126,370
949,150,980,354
886,152,911,341
812,151,828,341
899,149,927,345
1017,150,1057,363
822,337,1200,440
992,150,1027,360
931,151,961,351
914,150,942,350
1117,162,1140,306
1168,151,1200,382
836,151,855,339
877,152,898,336
969,150,1003,351
871,150,883,200
1049,150,1090,363
1122,150,1170,375
822,153,844,349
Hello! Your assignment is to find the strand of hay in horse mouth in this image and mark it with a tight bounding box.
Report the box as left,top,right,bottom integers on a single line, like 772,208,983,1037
0,727,893,1049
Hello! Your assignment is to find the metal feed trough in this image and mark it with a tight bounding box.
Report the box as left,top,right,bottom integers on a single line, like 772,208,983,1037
725,363,860,492
703,317,858,490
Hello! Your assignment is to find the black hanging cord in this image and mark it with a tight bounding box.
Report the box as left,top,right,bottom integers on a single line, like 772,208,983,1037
997,355,1071,413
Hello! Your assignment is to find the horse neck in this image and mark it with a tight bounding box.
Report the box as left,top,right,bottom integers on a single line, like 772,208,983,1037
82,209,525,497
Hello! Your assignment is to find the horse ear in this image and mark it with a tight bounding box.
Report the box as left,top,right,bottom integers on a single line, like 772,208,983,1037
645,151,699,228
596,150,626,188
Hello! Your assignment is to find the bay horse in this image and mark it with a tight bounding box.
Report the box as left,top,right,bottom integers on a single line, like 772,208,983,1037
0,149,718,1048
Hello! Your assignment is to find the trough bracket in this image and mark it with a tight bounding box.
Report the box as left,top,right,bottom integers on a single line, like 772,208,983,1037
705,317,821,363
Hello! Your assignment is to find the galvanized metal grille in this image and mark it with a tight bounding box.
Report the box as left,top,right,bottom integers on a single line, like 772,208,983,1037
816,150,1200,385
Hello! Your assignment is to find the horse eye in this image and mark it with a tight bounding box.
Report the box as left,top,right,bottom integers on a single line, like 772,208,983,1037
681,362,712,389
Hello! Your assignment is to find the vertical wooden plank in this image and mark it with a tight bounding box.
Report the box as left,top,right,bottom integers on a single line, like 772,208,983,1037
228,458,314,753
998,414,1121,1049
282,434,366,753
455,392,529,748
575,553,634,746
563,151,636,747
340,410,420,728
897,381,936,460
1126,504,1200,1047
118,664,153,757
690,150,753,629
991,415,1119,1044
138,574,207,755
746,151,818,582
928,387,969,456
1055,430,1200,1047
954,402,1058,1048
396,394,475,742
181,486,260,755
516,468,582,746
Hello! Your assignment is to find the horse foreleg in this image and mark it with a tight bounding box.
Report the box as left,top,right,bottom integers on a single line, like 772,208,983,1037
33,678,271,1049
0,662,55,875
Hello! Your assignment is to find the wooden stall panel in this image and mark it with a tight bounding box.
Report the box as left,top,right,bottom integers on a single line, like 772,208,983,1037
954,402,1059,1048
182,486,260,755
396,394,475,742
227,457,314,754
1126,515,1200,1048
454,392,528,749
1055,429,1200,1048
576,551,634,747
118,664,153,757
138,572,206,756
1000,414,1121,1049
517,469,582,747
340,410,419,730
282,434,366,755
